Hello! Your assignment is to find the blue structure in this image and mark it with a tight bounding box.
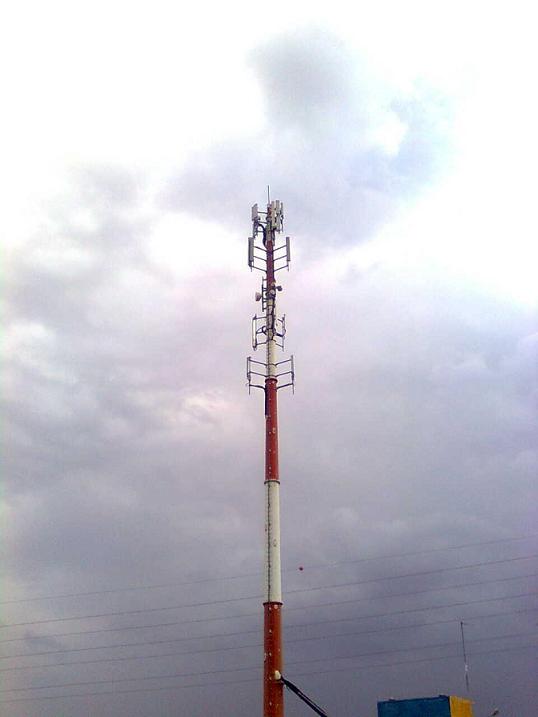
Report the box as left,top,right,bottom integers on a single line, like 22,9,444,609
378,695,473,717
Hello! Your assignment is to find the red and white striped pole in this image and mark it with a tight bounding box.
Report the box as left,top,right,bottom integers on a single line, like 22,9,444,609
263,215,283,717
247,199,292,717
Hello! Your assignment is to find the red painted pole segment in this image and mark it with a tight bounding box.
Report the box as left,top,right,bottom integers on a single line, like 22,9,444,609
264,602,283,717
265,378,279,481
265,228,279,484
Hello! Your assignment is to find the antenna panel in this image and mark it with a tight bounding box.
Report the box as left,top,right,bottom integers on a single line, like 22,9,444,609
248,236,254,268
286,236,291,264
251,203,259,221
252,315,256,349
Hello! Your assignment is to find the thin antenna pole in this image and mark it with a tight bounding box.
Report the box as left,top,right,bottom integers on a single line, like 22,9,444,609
460,620,470,694
247,199,293,717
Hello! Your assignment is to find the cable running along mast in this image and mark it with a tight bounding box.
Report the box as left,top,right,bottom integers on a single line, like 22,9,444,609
247,199,294,717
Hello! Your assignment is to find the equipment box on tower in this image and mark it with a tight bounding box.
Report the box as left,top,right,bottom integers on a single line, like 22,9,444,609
377,696,473,717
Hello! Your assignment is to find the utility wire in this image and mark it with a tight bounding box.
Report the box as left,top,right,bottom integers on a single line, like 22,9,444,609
1,554,535,630
2,600,535,658
285,558,538,597
292,534,538,574
2,572,535,662
2,591,535,659
288,642,538,681
283,591,538,619
2,630,536,694
2,533,535,606
284,631,538,670
0,643,534,706
1,613,536,675
0,676,261,706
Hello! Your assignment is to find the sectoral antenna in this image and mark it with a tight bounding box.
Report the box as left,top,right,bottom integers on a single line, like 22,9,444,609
247,356,295,393
252,313,286,350
248,202,291,273
251,277,287,349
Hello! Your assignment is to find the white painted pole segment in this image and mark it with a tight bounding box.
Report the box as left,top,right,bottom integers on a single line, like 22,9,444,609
264,479,282,603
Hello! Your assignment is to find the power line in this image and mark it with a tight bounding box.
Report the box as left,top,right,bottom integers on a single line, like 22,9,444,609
2,662,259,694
2,598,535,658
285,631,538,671
288,642,538,681
2,573,535,662
0,632,538,693
283,590,538,618
0,643,534,706
284,609,538,650
2,609,536,675
285,558,538,598
0,675,260,706
293,534,538,574
1,591,535,660
2,533,536,606
1,554,535,630
2,630,535,694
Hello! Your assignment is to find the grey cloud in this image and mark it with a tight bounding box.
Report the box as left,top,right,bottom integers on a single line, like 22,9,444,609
164,28,452,246
251,29,358,131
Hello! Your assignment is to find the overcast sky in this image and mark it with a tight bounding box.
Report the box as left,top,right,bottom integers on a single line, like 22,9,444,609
1,2,537,716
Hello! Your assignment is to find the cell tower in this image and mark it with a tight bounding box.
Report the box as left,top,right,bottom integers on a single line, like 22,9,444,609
247,198,294,717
